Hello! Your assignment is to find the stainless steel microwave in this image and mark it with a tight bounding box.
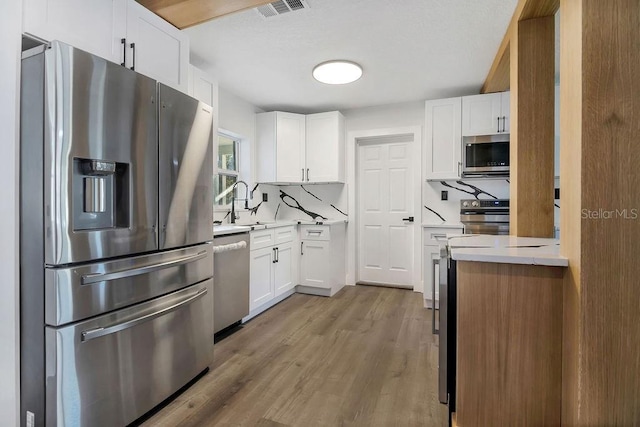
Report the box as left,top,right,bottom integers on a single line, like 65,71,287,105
462,134,510,177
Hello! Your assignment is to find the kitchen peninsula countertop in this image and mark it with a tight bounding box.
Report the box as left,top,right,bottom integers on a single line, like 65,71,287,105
448,235,568,267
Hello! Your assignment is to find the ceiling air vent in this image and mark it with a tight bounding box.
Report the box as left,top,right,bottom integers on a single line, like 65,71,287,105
256,0,309,19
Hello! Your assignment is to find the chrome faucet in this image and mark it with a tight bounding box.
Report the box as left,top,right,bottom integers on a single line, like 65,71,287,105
230,180,249,224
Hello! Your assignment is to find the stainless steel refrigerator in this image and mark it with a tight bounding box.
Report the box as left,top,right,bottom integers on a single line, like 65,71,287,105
20,41,215,427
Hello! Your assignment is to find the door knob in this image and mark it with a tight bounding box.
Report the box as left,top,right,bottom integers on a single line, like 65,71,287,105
402,216,415,222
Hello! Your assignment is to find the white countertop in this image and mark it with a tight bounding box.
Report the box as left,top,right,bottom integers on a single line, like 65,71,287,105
448,235,568,267
214,219,348,234
422,222,464,229
213,224,252,237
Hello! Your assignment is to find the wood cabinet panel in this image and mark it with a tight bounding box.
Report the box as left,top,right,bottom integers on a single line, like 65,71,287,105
456,261,563,426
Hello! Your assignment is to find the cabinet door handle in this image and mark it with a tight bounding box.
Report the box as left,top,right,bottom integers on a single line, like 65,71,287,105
301,242,304,255
432,259,440,335
502,115,506,133
130,42,136,71
272,247,277,263
275,247,279,263
457,161,462,177
301,168,304,181
306,168,309,182
120,38,126,67
497,116,501,133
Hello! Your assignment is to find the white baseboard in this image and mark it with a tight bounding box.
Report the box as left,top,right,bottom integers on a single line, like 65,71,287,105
295,285,332,297
242,289,296,323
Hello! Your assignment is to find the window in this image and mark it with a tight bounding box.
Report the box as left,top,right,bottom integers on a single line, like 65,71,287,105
214,133,239,207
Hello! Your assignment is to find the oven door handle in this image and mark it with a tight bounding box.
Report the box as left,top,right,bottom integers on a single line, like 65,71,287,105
81,288,208,342
81,251,208,285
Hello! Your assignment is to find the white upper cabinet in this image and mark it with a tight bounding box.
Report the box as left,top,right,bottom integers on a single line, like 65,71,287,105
188,66,219,173
305,111,345,183
23,0,189,93
462,91,510,136
124,0,189,92
424,97,462,181
23,0,122,63
500,91,510,133
256,112,306,183
256,111,345,184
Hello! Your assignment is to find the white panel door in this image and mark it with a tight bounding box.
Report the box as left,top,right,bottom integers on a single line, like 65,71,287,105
125,0,189,92
424,97,462,180
300,240,330,289
305,111,345,183
23,0,123,63
274,242,294,296
249,247,274,311
358,141,415,286
462,93,502,136
500,91,511,133
276,112,306,182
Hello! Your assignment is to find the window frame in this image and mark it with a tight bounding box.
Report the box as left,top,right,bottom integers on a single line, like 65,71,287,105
214,130,241,208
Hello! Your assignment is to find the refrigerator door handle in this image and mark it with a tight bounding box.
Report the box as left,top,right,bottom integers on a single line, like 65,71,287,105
81,250,208,285
81,288,208,342
432,258,440,335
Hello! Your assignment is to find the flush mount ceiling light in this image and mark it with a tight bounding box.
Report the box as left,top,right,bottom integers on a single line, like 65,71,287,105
312,60,363,85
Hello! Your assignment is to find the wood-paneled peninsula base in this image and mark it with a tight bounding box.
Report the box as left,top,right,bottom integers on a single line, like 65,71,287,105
456,261,563,426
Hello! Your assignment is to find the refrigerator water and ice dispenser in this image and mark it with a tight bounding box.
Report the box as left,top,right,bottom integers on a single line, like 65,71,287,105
73,158,130,230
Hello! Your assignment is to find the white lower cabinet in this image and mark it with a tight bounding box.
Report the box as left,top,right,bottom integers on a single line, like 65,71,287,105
248,227,296,316
249,246,276,310
246,223,346,320
273,242,294,297
298,223,346,297
423,225,463,308
300,240,330,289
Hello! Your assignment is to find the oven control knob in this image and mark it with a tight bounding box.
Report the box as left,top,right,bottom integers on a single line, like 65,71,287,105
471,200,480,207
462,201,470,208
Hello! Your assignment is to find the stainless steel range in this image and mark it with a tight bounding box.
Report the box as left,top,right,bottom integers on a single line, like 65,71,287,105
459,199,510,235
20,41,214,427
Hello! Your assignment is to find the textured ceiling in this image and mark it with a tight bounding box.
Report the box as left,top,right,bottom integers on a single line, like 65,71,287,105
186,0,518,114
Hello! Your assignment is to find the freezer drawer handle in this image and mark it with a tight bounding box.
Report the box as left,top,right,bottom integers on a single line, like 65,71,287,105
81,288,208,342
81,250,208,285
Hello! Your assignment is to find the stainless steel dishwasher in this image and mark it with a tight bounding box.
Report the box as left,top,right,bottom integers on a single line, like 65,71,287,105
213,232,250,333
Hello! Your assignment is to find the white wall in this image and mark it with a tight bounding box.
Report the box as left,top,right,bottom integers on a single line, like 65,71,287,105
345,101,425,132
0,0,23,424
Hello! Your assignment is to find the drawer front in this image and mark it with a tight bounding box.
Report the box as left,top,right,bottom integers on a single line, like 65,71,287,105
46,280,214,427
300,225,331,241
45,243,214,326
274,226,295,244
250,229,275,250
424,227,463,247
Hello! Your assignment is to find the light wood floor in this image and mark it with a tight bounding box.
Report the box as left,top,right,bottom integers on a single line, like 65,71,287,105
141,285,448,426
